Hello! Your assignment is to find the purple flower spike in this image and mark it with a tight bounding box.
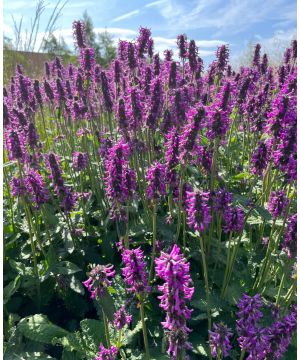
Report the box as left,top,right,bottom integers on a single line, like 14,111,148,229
121,247,150,295
72,20,87,49
83,264,116,300
72,152,89,171
209,322,233,358
95,343,118,360
155,244,194,359
223,206,245,233
146,161,167,200
113,306,132,330
186,190,211,233
268,190,289,219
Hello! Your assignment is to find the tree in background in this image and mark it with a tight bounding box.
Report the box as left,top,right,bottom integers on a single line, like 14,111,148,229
42,34,71,56
82,11,116,67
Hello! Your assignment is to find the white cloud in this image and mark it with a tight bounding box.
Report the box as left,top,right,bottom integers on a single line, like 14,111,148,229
112,9,140,23
145,0,166,8
151,0,296,35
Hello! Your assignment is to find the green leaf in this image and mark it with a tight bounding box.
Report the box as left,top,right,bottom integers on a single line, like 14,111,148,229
61,350,84,360
123,320,143,346
232,172,251,180
4,276,21,304
80,319,103,350
6,352,54,359
18,314,69,344
68,275,85,295
98,289,116,322
51,261,82,275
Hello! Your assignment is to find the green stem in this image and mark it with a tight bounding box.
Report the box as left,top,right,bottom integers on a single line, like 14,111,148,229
148,201,157,283
102,309,111,348
140,300,150,360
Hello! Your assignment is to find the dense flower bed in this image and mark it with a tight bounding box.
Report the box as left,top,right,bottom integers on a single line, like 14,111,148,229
3,21,297,360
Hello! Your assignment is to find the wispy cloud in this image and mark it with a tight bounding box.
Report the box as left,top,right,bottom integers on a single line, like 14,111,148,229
145,0,166,8
151,0,296,35
112,9,140,23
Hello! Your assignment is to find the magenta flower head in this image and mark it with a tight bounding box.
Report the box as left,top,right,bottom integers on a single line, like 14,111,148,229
213,189,233,213
25,168,49,208
137,27,151,58
10,176,26,197
251,141,269,176
100,71,113,112
95,343,118,360
80,47,95,79
5,128,25,161
268,190,289,219
113,306,132,330
155,244,194,359
72,20,87,48
188,39,198,72
60,188,78,214
146,161,167,200
252,43,261,67
83,264,116,299
121,247,150,295
223,206,245,233
179,105,205,163
186,190,211,233
282,214,297,258
216,44,229,72
177,34,188,59
72,152,89,171
209,322,233,359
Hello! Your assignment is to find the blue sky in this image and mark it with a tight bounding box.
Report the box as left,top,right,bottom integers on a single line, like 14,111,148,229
3,0,297,64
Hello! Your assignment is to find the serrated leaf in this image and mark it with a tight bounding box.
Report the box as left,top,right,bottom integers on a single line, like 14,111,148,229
68,275,85,295
123,320,143,346
18,314,69,344
52,261,82,275
98,289,116,322
7,352,54,359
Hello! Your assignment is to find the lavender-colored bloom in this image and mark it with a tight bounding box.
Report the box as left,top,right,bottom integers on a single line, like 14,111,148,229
146,161,167,200
10,176,26,197
121,247,150,295
43,80,54,102
223,206,244,233
100,71,113,112
5,129,25,161
61,188,78,214
155,244,194,359
83,264,116,299
236,293,264,354
137,27,151,58
111,59,122,84
261,54,268,74
80,47,95,79
165,128,179,172
116,98,129,133
153,53,160,76
72,20,86,48
213,189,233,213
72,152,89,171
113,306,132,330
177,34,188,59
27,123,39,150
267,305,297,359
46,153,64,190
179,106,205,162
252,44,261,67
291,39,297,59
268,190,289,219
216,45,229,72
146,78,163,129
127,42,137,70
164,49,173,61
186,190,211,233
168,61,177,89
33,80,43,106
188,40,198,72
251,141,269,175
207,106,229,140
25,168,49,208
95,344,118,360
281,214,297,258
209,323,233,358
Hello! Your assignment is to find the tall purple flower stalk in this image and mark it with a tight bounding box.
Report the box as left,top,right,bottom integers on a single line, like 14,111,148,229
186,190,211,233
155,244,194,359
146,161,167,200
268,190,289,219
121,247,150,295
209,323,233,359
